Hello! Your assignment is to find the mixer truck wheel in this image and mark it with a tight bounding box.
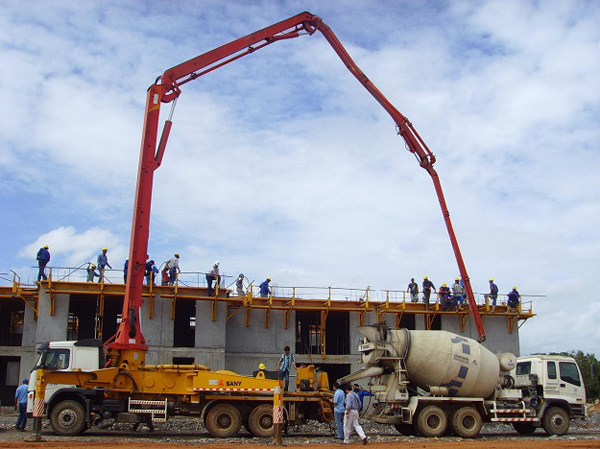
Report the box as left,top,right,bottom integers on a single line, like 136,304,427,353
451,406,482,438
393,422,417,436
205,403,242,438
416,405,448,437
248,404,274,437
542,406,570,436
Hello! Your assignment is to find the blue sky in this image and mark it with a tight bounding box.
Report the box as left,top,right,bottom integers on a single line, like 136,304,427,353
1,0,599,356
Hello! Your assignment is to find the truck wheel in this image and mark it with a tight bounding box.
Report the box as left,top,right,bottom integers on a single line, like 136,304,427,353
248,404,274,437
451,406,482,438
205,403,242,438
416,405,447,437
393,422,416,436
512,422,536,434
542,406,570,436
50,400,87,436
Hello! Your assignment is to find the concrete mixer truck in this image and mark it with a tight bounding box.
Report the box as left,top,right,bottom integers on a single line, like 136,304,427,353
340,324,586,438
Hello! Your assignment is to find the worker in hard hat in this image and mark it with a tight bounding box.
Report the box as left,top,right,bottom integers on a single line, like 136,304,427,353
97,247,112,283
487,279,499,312
236,273,246,296
507,286,520,313
168,253,180,286
206,261,220,296
36,244,51,282
256,362,267,379
86,263,99,282
259,277,272,297
439,283,451,310
451,278,465,310
422,276,435,309
407,278,419,302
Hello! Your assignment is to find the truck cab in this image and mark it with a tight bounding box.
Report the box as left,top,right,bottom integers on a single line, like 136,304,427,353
27,339,103,414
513,355,586,419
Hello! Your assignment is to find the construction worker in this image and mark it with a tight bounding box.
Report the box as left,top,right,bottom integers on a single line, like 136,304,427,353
257,363,267,378
168,253,180,285
487,279,499,312
86,263,99,282
439,284,452,310
451,278,465,310
407,278,419,302
507,286,520,313
276,345,296,391
206,261,220,296
97,247,112,283
36,245,50,282
236,273,245,296
259,277,271,297
422,276,435,309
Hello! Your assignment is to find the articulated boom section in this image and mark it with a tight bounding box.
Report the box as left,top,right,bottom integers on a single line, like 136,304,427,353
112,10,485,366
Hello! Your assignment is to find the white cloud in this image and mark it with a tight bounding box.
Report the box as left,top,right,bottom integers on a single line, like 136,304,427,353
1,0,599,355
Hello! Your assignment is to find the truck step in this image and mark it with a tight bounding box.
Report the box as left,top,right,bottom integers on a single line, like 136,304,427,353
491,417,537,422
490,408,527,413
128,398,168,422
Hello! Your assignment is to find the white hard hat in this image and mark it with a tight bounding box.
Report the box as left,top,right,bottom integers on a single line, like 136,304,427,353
215,261,220,266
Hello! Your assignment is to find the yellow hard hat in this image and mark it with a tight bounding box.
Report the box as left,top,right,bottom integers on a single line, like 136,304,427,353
259,363,266,370
455,278,460,281
102,247,108,251
442,283,447,287
489,278,494,282
513,286,517,290
43,245,49,249
424,276,428,280
267,277,271,281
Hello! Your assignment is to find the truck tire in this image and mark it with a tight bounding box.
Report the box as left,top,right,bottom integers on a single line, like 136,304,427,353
205,403,242,438
50,399,87,436
393,422,417,436
248,404,274,437
416,405,447,437
451,406,482,438
542,406,570,436
512,422,536,434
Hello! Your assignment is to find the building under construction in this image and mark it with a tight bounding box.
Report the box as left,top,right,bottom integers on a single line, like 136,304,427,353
0,268,534,407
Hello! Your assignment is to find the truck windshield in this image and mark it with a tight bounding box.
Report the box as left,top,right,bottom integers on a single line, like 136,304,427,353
35,348,70,370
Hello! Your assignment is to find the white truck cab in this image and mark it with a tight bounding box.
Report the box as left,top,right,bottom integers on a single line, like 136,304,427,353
512,355,587,420
27,339,103,414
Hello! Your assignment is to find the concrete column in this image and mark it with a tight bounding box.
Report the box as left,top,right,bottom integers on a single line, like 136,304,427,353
21,298,37,347
35,291,69,343
195,300,227,369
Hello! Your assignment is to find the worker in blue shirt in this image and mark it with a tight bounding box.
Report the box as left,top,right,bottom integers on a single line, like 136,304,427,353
507,286,520,312
259,277,271,297
332,382,345,440
14,378,29,431
355,383,373,410
36,245,50,281
97,247,112,283
488,279,499,312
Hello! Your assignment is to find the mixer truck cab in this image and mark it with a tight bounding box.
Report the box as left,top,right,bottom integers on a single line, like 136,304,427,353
27,339,103,415
512,354,586,417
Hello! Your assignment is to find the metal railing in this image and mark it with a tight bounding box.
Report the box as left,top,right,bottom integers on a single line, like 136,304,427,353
3,266,539,313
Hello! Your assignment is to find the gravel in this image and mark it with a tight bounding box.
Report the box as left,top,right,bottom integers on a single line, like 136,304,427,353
1,406,598,444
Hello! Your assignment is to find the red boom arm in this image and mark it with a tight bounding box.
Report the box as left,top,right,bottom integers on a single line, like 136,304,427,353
110,11,484,361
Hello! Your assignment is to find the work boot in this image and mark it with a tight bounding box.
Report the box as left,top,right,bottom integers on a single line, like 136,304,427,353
363,437,368,445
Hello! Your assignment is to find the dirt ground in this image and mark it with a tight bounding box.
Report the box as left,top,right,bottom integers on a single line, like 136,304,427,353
1,440,600,449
